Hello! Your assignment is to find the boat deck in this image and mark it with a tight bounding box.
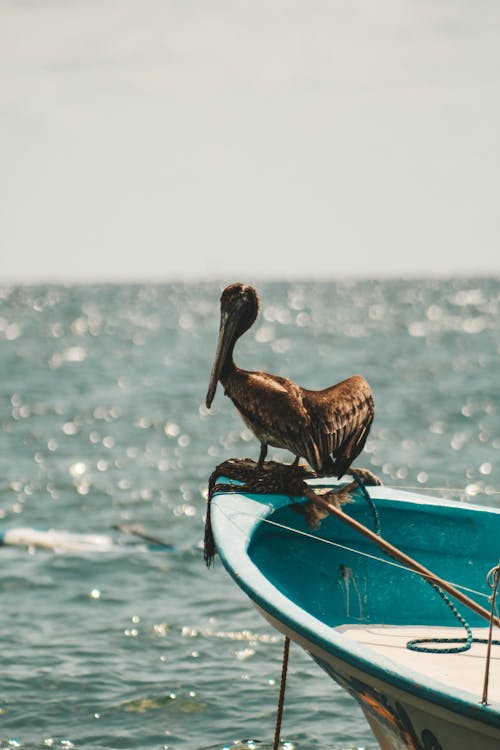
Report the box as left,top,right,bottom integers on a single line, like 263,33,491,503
336,625,500,705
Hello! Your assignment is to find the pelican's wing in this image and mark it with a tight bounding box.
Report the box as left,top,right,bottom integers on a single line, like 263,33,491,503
303,375,374,477
227,371,320,461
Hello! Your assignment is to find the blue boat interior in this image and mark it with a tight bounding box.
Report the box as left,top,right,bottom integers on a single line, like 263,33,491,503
247,487,499,629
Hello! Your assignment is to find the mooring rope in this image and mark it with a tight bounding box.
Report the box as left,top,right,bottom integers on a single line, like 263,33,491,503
482,562,500,705
273,636,290,750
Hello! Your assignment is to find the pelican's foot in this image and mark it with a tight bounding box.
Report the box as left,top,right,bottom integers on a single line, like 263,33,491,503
257,459,309,473
227,457,295,473
254,458,312,477
238,457,260,471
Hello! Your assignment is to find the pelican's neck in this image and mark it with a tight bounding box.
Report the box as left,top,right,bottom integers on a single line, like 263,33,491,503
219,341,236,385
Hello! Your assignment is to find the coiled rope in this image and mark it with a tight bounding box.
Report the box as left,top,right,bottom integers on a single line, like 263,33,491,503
405,571,500,658
352,474,499,656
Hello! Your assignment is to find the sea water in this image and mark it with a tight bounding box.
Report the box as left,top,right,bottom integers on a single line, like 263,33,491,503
0,279,499,749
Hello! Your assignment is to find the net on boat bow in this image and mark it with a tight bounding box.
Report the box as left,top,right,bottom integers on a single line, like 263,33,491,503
204,458,380,567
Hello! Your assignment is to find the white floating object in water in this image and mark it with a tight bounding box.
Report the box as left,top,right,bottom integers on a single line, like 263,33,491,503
1,527,115,552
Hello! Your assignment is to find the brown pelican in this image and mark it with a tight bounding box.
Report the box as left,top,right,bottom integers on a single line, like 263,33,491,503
206,283,374,477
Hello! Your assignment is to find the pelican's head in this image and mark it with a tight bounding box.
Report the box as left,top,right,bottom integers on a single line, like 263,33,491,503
205,283,260,408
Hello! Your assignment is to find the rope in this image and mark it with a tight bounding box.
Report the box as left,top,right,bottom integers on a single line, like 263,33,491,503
273,636,290,750
214,509,491,602
406,569,500,658
482,563,500,705
388,485,500,496
351,470,381,535
406,582,475,653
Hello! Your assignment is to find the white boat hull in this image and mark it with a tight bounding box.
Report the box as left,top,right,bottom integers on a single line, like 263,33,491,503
260,607,500,750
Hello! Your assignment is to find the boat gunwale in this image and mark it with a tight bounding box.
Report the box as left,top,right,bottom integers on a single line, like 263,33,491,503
210,479,500,729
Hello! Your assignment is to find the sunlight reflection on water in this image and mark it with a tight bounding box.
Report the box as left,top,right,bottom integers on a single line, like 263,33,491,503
0,279,498,748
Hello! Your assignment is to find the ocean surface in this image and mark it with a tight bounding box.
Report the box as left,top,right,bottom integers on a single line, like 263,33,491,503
0,279,499,750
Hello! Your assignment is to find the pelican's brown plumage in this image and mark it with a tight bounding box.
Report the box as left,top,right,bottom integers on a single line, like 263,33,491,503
206,283,374,477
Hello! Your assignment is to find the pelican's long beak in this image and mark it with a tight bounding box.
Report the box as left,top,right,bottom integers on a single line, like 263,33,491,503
205,309,239,408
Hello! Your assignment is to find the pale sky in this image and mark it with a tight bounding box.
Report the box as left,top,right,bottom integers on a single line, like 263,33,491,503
1,1,499,283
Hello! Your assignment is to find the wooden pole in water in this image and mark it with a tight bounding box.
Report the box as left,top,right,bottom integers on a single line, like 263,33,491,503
303,487,500,630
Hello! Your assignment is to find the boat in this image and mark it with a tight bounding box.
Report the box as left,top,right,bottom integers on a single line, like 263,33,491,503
209,470,500,750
